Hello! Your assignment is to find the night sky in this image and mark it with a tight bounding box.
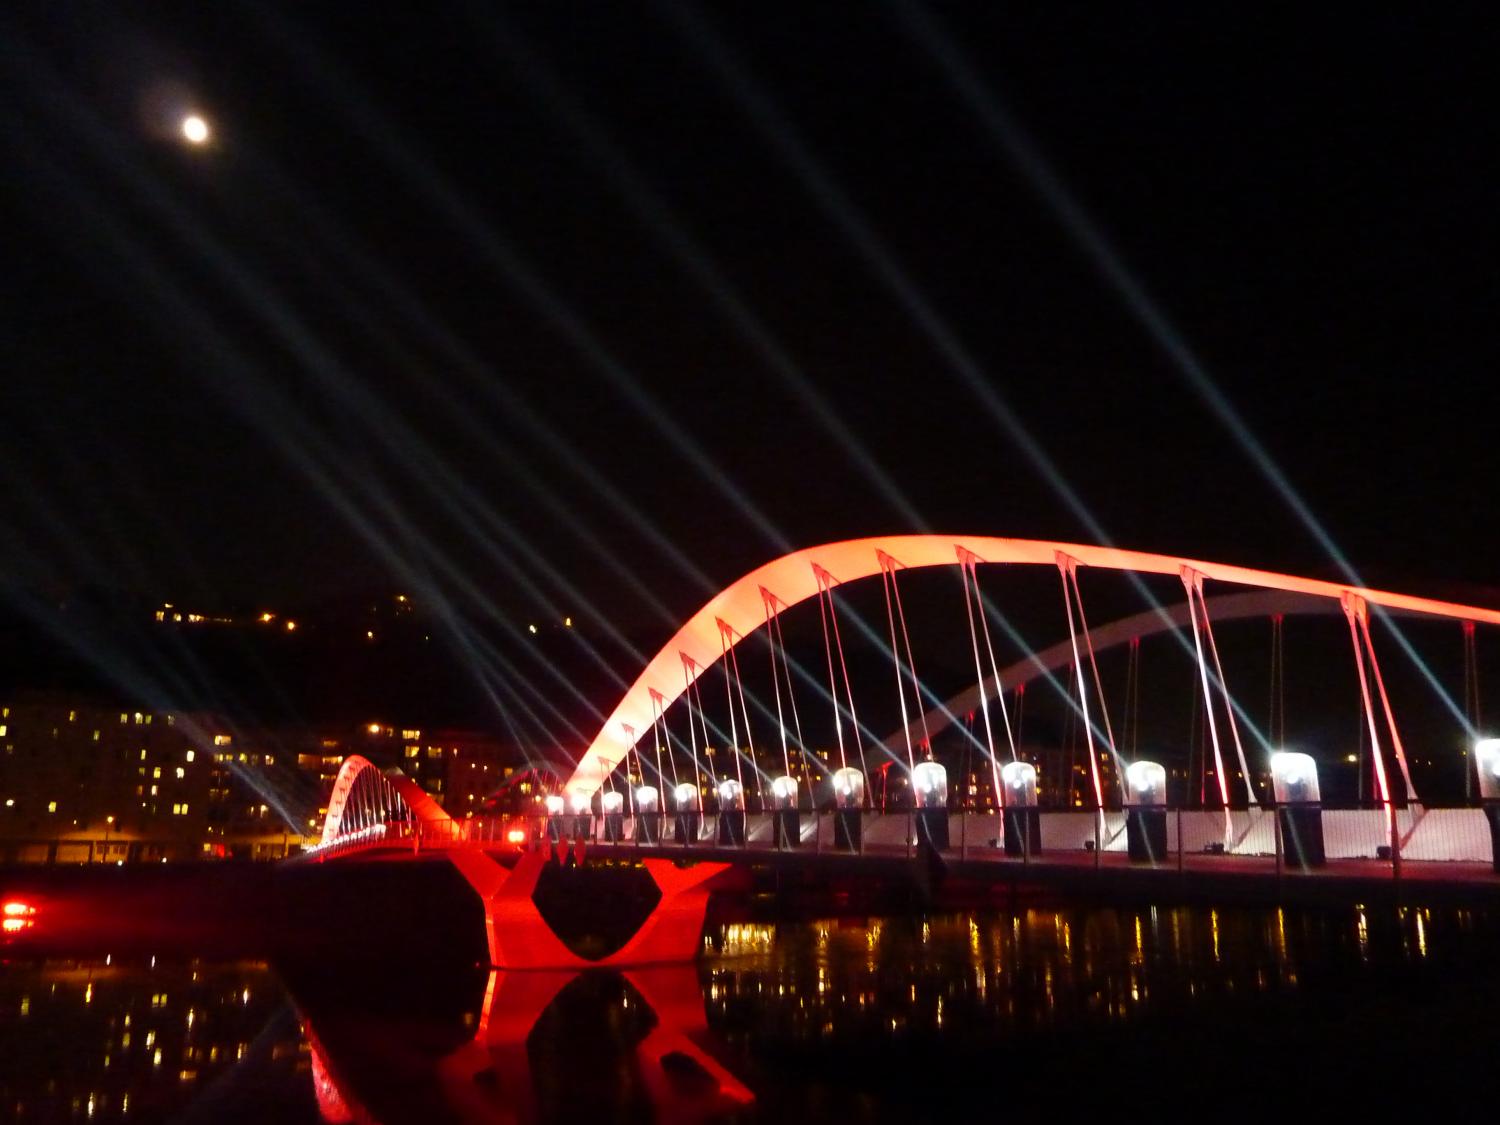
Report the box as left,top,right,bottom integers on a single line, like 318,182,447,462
2,5,1496,678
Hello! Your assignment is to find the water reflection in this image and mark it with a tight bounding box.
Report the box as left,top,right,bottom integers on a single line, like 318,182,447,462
2,903,1495,1121
0,958,306,1121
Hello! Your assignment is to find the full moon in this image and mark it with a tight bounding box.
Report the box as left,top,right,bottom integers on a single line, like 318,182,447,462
181,114,210,145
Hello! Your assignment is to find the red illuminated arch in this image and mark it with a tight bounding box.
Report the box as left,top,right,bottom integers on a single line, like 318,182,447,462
566,535,1500,795
319,754,451,847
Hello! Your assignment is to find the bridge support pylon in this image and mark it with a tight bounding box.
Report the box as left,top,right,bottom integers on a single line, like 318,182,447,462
447,848,729,970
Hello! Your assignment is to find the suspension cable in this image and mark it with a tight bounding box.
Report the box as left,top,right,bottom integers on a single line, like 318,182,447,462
771,609,813,787
886,554,933,758
817,565,872,807
970,555,1020,763
879,559,917,777
721,619,765,809
1355,608,1417,803
957,548,1003,811
1464,621,1479,801
761,587,793,780
1269,614,1286,748
717,622,746,797
1063,658,1078,807
688,663,717,789
1186,663,1201,807
1057,553,1105,813
649,687,676,790
1197,585,1258,806
1067,563,1124,791
680,655,705,801
814,572,849,772
620,723,638,815
1182,567,1230,816
1343,594,1393,810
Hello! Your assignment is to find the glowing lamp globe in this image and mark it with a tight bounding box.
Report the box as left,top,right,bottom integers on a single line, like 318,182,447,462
673,782,700,811
1000,760,1038,807
832,767,864,809
912,761,948,809
543,794,565,816
601,791,625,815
1270,751,1321,804
569,792,592,816
1125,760,1167,806
717,778,745,810
634,785,660,815
1475,739,1500,801
769,775,798,810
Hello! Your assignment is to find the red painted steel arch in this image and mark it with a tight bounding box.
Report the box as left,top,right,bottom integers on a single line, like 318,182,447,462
566,535,1500,796
319,754,450,846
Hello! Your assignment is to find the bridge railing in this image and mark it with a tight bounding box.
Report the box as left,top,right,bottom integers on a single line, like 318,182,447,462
313,804,1498,879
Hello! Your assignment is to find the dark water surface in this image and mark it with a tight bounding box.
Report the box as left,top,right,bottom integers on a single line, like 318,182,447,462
3,902,1496,1122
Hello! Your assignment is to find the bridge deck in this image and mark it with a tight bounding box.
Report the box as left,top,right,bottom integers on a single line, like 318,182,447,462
316,815,1500,907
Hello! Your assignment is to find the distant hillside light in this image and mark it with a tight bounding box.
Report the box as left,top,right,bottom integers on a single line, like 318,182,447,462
181,114,210,144
527,624,538,635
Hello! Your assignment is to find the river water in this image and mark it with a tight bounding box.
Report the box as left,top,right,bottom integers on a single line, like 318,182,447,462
2,902,1495,1121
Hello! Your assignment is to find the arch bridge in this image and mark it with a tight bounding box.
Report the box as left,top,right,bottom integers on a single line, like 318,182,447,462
306,536,1500,970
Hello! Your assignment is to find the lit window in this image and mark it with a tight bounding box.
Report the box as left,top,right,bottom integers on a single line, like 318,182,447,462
93,730,100,742
0,725,5,737
213,735,231,746
134,713,143,725
402,730,421,741
120,714,128,724
405,745,419,759
150,785,158,796
426,747,441,759
153,767,162,779
68,711,76,722
265,755,274,766
185,750,195,763
47,801,57,814
175,768,185,780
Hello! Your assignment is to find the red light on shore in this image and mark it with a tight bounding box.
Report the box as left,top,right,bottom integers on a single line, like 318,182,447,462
2,901,35,934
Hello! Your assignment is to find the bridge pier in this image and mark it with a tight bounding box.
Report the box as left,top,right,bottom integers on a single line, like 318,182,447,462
447,848,730,970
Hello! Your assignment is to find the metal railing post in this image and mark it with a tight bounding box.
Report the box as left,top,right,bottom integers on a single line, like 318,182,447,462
1094,811,1101,870
1391,802,1402,884
1274,803,1283,881
1177,805,1185,874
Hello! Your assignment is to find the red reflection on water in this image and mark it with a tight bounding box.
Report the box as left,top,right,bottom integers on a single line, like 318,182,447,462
305,965,753,1124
